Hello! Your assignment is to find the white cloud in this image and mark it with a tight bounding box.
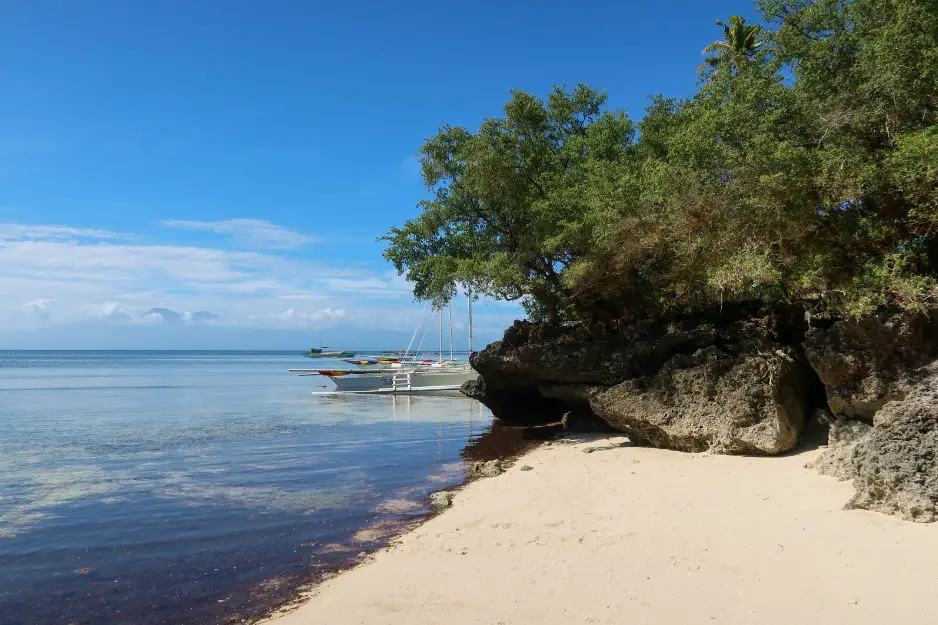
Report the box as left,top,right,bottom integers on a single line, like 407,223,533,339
161,218,314,249
0,221,428,336
83,302,133,322
22,298,55,321
0,223,125,241
278,307,346,326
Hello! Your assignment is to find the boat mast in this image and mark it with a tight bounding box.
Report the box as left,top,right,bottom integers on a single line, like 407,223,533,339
467,288,473,357
448,303,454,363
439,308,443,363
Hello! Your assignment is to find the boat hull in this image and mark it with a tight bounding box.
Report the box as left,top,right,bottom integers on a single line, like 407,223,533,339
328,368,477,394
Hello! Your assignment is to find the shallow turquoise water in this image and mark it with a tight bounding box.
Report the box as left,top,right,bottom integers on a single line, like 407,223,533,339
0,351,494,624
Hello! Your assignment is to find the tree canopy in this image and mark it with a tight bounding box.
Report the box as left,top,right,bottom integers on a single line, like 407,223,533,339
384,0,938,323
699,16,766,81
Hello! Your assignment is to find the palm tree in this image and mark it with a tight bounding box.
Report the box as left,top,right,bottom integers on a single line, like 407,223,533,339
700,16,765,81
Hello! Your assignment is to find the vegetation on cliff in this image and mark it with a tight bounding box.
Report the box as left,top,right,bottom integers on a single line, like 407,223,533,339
383,0,938,323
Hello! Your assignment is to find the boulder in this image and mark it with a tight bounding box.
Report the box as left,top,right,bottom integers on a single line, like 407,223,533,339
803,308,938,422
429,491,455,510
844,371,938,522
471,459,505,478
589,346,810,454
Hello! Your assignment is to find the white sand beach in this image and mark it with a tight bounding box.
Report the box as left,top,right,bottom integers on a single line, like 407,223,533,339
264,435,938,625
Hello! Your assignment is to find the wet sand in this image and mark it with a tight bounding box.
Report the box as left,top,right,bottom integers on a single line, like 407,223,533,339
263,434,938,625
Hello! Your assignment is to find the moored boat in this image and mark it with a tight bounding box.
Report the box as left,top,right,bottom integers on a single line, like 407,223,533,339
305,347,356,358
290,362,476,394
292,291,477,394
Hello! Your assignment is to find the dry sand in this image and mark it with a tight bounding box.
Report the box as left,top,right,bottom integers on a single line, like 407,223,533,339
264,434,938,625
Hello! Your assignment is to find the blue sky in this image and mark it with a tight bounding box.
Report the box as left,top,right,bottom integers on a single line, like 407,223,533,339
0,0,759,349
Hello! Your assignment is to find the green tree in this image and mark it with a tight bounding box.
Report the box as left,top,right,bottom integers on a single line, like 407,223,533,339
386,1,938,325
382,85,635,322
700,16,766,80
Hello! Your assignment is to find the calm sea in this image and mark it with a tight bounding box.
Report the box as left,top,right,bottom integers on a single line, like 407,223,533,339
0,351,504,625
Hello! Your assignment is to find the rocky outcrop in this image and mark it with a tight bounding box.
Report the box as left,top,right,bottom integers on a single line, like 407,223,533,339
843,370,938,522
808,418,872,480
803,308,938,422
471,460,505,478
471,303,806,389
467,305,819,454
590,346,809,454
463,301,938,522
429,491,455,510
460,377,569,424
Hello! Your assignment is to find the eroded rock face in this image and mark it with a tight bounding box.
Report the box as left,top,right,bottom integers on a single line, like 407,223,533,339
589,346,810,454
460,377,568,424
803,309,938,422
470,304,804,389
808,418,873,480
809,368,938,522
845,372,938,522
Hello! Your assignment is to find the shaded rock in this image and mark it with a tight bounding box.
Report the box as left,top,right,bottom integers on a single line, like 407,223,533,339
429,491,455,510
589,346,810,454
468,304,812,429
844,372,938,522
808,419,873,480
559,409,620,433
803,308,938,422
472,459,505,477
519,465,533,471
461,377,566,424
471,304,805,388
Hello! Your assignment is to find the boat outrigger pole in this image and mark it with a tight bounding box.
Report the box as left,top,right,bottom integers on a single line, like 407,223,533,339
467,288,473,357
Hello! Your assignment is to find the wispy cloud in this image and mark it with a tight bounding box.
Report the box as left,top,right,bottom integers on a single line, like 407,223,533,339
83,302,133,322
22,299,55,321
0,223,126,241
0,220,420,334
161,218,314,249
278,307,346,325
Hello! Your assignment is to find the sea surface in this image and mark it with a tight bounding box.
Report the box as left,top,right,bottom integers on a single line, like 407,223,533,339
0,351,508,625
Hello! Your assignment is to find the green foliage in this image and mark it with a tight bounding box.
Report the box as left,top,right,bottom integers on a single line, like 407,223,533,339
381,85,634,321
385,0,938,322
700,16,767,81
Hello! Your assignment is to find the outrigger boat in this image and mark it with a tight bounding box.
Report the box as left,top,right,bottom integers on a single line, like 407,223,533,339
291,291,478,394
304,347,356,358
341,355,461,367
290,361,476,394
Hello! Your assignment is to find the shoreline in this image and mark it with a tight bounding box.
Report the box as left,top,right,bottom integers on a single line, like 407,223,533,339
237,422,555,624
261,433,938,625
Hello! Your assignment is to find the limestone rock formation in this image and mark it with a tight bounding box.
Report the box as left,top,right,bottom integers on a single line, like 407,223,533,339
803,308,938,422
845,372,938,522
808,418,872,480
589,346,810,454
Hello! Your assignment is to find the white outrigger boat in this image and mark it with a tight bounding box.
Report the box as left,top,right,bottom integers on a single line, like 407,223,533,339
291,361,476,394
291,292,478,394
